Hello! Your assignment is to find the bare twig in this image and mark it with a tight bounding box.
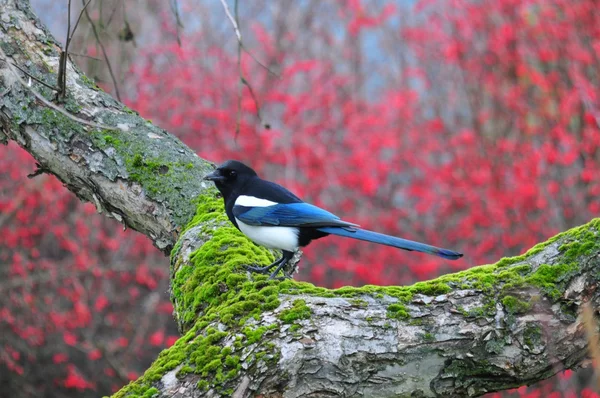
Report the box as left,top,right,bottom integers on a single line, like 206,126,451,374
27,162,49,179
234,0,242,139
57,0,93,100
218,0,270,139
218,0,241,42
217,0,277,77
105,0,120,29
69,0,94,43
81,0,121,101
169,0,184,47
69,52,103,61
241,77,262,124
0,46,116,131
10,62,58,91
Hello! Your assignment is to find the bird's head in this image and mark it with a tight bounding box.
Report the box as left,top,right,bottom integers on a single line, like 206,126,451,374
203,160,257,198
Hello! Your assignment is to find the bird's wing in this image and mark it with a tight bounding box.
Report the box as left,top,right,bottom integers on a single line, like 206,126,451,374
233,202,359,228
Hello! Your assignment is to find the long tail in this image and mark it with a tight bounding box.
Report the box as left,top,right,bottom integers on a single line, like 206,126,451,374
317,227,463,260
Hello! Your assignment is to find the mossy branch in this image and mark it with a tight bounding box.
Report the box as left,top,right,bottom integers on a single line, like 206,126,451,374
117,192,600,397
0,0,213,253
1,1,598,397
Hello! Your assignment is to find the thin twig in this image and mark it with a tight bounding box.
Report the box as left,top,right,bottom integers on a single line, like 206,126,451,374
67,0,73,49
218,0,276,140
234,0,242,139
58,0,93,100
169,0,184,47
105,0,121,28
242,43,279,78
56,0,73,99
217,0,277,77
27,162,49,179
218,0,241,42
82,0,121,101
69,52,103,61
69,0,94,43
241,76,262,123
10,62,58,91
0,46,116,131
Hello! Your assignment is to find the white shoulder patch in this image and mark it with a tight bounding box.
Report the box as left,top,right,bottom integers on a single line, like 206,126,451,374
235,195,277,207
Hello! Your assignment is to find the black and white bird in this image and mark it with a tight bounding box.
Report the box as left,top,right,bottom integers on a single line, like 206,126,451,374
203,160,463,279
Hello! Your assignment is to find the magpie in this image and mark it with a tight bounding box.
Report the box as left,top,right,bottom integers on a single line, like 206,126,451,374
204,160,463,279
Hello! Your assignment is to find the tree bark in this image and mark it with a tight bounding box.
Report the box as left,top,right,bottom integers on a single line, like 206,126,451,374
0,1,597,397
0,0,214,253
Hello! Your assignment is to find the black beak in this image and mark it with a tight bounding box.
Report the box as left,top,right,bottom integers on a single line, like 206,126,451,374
203,170,225,182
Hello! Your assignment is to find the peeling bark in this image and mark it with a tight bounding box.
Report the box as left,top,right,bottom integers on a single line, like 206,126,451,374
0,1,597,397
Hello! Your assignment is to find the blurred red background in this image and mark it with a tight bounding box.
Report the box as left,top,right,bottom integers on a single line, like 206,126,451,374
1,0,599,396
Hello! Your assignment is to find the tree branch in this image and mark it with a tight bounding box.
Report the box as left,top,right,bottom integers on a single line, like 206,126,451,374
0,0,212,252
0,1,598,397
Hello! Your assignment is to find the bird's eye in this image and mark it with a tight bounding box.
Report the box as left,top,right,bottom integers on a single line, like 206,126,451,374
228,170,237,178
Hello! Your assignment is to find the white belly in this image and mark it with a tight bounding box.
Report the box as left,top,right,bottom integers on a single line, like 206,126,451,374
236,219,299,252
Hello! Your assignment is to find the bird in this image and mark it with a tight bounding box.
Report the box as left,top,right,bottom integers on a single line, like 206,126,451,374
203,160,463,279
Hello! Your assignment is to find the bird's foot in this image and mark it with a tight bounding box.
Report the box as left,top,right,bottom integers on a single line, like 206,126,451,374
245,264,277,274
245,257,284,275
244,251,303,280
267,250,303,280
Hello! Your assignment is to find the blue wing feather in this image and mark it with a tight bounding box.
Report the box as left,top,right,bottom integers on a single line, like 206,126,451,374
233,203,358,228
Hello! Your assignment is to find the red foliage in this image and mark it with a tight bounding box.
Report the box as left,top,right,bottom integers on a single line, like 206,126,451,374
0,144,177,395
3,0,600,396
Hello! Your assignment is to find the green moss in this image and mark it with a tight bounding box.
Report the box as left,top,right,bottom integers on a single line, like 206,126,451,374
201,358,222,375
142,387,159,398
350,299,368,308
64,96,82,114
467,301,497,318
176,365,193,378
422,332,435,342
244,326,268,344
115,206,600,397
523,323,543,349
123,106,138,115
279,299,312,324
501,295,531,314
132,153,143,167
387,303,409,320
224,355,240,368
196,380,208,391
86,116,213,231
79,74,101,90
35,108,84,138
526,263,577,300
104,135,122,146
410,281,452,296
124,152,197,196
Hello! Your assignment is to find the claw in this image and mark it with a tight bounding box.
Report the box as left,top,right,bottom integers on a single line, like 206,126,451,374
245,251,300,280
245,264,276,274
245,256,284,274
